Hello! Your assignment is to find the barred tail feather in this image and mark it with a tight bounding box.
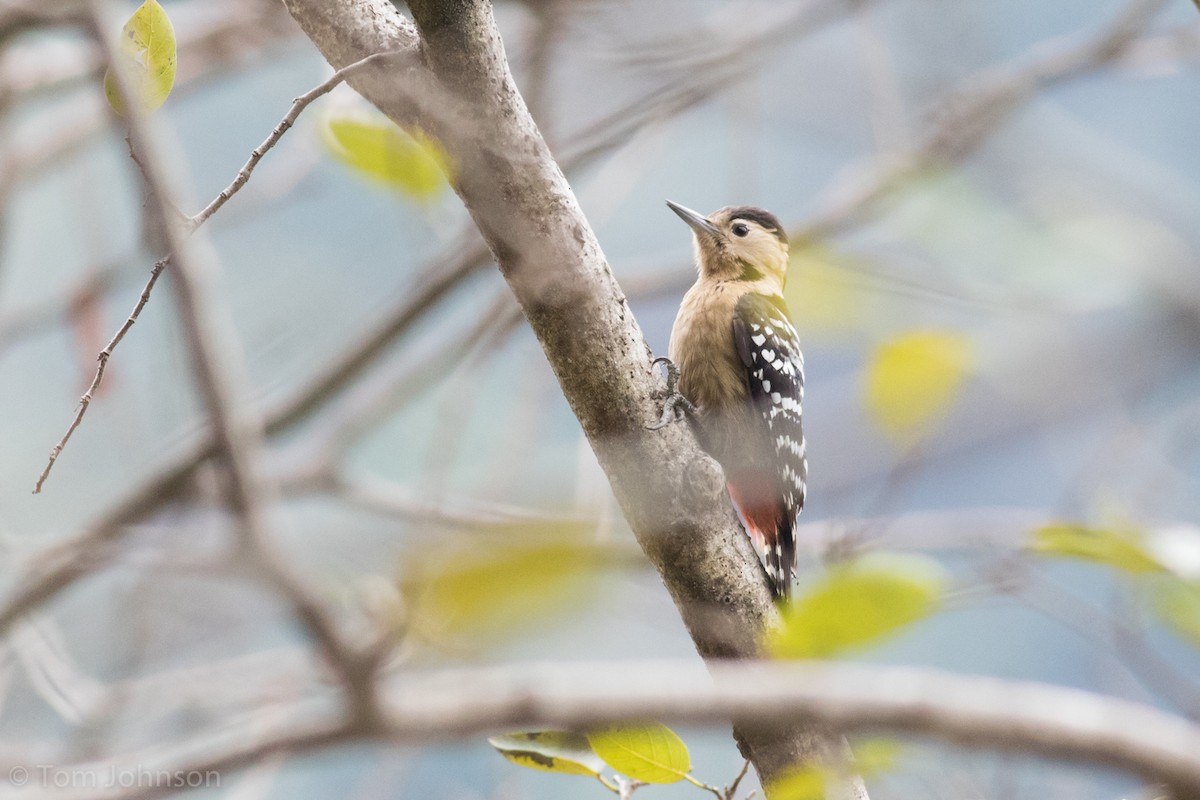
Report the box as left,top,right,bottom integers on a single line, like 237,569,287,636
773,517,796,600
728,482,794,600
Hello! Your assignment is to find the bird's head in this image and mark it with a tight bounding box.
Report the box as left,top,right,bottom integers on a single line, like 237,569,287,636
666,200,789,287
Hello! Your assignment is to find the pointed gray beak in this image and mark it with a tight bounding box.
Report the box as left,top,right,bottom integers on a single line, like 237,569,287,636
666,200,720,238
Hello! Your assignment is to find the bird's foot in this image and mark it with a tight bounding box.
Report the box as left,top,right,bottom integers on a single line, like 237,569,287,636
648,356,697,430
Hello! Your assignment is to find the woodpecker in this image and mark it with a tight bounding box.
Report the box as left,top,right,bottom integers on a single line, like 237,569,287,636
657,200,805,599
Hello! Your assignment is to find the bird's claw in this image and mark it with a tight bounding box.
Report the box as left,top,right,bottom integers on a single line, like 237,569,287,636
648,356,697,430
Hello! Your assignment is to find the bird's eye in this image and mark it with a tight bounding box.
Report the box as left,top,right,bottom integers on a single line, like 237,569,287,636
732,223,750,237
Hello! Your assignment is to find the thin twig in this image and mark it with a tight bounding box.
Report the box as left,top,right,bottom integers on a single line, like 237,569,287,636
189,50,403,230
683,773,724,799
724,759,752,800
596,774,621,794
32,257,167,493
31,51,399,493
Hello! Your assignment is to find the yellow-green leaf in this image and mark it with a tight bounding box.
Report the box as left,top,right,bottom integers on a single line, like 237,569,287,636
864,330,969,444
1152,578,1200,648
320,111,451,198
488,731,606,776
768,554,946,659
103,0,176,114
1030,523,1163,574
587,723,691,784
400,529,603,647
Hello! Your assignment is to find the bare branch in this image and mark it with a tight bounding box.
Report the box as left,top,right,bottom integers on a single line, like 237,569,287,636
32,257,167,494
49,660,1200,800
189,49,408,230
725,759,752,800
383,660,1200,799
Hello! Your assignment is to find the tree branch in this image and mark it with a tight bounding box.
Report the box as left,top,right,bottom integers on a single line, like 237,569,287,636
32,256,167,494
375,660,1200,799
42,660,1200,800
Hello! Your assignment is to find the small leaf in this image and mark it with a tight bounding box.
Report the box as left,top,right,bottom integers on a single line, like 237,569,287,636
103,0,177,114
864,330,969,444
320,111,451,198
587,723,691,784
1030,523,1163,574
768,554,946,659
400,527,603,647
488,731,606,776
1152,577,1200,648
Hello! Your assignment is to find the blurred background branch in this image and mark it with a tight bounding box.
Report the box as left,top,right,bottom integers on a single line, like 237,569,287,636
14,659,1200,800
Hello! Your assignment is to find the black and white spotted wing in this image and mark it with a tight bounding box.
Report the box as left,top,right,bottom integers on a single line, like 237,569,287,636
731,292,807,589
